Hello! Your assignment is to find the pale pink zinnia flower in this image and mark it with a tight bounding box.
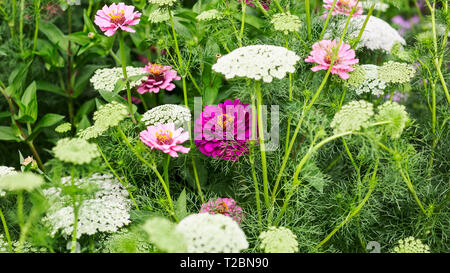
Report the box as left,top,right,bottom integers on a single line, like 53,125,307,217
137,63,181,94
94,3,141,37
323,0,363,17
305,39,358,80
140,123,190,157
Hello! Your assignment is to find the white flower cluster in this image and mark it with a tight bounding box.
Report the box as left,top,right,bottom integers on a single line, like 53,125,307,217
196,9,223,21
43,173,131,238
270,12,302,34
212,45,300,83
347,65,387,96
90,67,146,92
141,104,191,126
149,8,170,24
330,100,374,134
377,61,415,84
0,166,16,197
1,234,47,253
326,15,405,53
392,237,430,253
148,0,177,7
361,1,389,12
259,226,299,253
175,213,249,253
375,101,409,139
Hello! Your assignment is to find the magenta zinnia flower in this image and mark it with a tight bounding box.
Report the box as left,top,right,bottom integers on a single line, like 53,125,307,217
323,0,363,17
140,123,190,157
137,63,181,94
305,39,358,80
94,3,141,37
194,99,253,161
200,198,244,224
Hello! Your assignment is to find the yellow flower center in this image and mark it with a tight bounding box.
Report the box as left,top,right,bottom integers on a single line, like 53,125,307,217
108,10,126,24
155,129,173,145
216,114,234,130
147,64,164,75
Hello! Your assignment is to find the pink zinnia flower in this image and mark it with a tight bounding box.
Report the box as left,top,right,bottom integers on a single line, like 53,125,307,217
94,3,141,37
140,123,190,157
137,63,181,94
200,197,244,224
305,39,358,80
194,99,253,161
323,0,363,17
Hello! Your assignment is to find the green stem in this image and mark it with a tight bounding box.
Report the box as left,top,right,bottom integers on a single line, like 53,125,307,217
319,0,338,40
169,10,183,67
255,81,270,208
351,2,374,49
19,0,24,54
31,0,41,56
273,0,284,12
163,154,170,187
118,31,137,124
239,1,246,44
305,0,312,40
0,208,13,252
249,144,263,231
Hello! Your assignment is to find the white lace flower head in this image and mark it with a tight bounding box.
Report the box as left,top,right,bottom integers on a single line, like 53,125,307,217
259,226,299,253
0,166,17,197
361,1,389,12
330,100,374,134
176,213,249,253
90,67,146,92
212,45,300,83
326,15,405,53
347,64,387,96
196,9,223,21
270,12,302,34
141,104,191,126
377,61,415,84
392,237,430,253
149,8,170,24
43,173,131,238
375,101,409,139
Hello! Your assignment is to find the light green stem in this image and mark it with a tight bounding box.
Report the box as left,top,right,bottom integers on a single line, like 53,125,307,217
118,31,137,124
305,0,312,40
0,208,13,252
320,0,338,40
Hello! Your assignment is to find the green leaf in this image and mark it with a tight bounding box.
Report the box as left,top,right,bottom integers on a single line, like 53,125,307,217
0,111,11,119
8,62,31,95
98,90,137,113
74,99,95,124
0,126,19,141
27,113,65,141
16,82,38,123
39,20,69,51
83,9,97,33
73,65,106,98
175,188,188,220
67,32,91,46
36,80,67,97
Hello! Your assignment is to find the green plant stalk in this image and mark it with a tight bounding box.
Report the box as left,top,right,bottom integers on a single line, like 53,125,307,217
274,131,354,225
254,0,269,16
305,0,312,40
31,0,41,56
97,144,139,211
239,0,246,44
319,0,338,40
284,36,293,156
116,127,178,221
67,5,75,125
273,0,284,12
26,141,44,171
351,2,374,49
19,0,24,54
69,165,79,253
16,208,38,253
118,31,137,124
181,76,205,203
0,208,13,252
163,154,170,187
169,10,183,67
316,159,379,249
254,81,270,208
249,144,263,231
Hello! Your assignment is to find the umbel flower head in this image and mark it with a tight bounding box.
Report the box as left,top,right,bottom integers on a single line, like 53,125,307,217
78,101,129,140
347,64,387,96
212,45,300,83
148,0,178,7
90,67,146,92
259,226,299,253
330,100,374,134
194,99,253,161
0,166,17,197
148,8,170,24
53,138,100,165
200,197,244,224
305,39,359,80
55,122,72,133
94,3,141,36
375,101,409,139
141,104,191,127
0,172,43,192
175,213,249,253
270,12,302,34
323,0,363,17
392,237,430,253
43,173,131,238
196,9,223,21
102,229,153,253
140,123,190,157
377,61,415,84
325,15,405,53
137,63,181,94
142,217,187,253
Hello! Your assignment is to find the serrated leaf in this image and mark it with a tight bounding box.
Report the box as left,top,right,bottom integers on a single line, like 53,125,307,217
175,188,188,220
